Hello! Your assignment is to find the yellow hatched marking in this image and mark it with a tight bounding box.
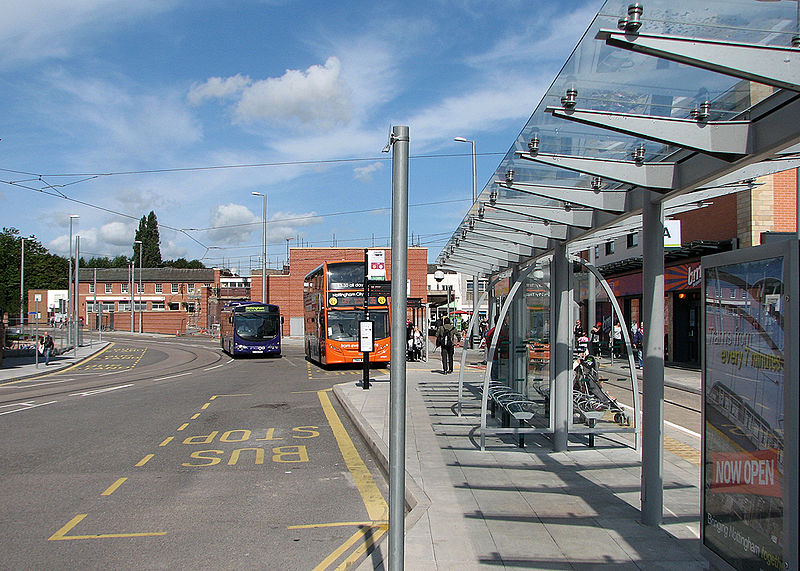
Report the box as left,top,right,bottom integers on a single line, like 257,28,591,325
201,403,211,410
177,423,189,431
159,437,173,447
48,514,166,541
100,478,127,496
664,436,701,465
135,454,154,467
190,413,200,420
209,394,251,400
317,391,387,521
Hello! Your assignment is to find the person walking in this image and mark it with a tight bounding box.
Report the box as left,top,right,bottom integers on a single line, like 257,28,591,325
40,331,55,365
435,316,460,374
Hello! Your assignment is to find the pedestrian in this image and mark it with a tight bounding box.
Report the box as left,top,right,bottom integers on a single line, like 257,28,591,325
39,331,55,365
573,319,583,349
612,322,623,358
590,322,602,357
632,322,644,368
435,316,460,374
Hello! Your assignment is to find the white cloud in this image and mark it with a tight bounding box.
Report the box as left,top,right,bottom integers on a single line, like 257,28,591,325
353,162,384,182
0,0,175,68
191,57,352,131
206,203,259,245
188,74,252,105
99,221,135,246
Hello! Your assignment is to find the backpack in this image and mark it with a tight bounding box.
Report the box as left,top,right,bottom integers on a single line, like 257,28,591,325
441,328,453,348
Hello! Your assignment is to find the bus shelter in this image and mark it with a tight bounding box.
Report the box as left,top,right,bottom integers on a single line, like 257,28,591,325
436,0,800,553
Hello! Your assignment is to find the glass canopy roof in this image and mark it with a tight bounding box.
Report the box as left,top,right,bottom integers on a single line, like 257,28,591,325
437,0,800,271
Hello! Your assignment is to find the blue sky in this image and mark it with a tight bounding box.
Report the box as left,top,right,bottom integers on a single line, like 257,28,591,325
0,0,602,271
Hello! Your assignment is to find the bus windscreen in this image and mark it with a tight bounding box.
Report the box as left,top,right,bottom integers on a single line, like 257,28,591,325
327,309,389,342
235,311,280,341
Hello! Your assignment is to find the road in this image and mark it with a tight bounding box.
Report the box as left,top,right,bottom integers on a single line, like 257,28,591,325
0,334,388,570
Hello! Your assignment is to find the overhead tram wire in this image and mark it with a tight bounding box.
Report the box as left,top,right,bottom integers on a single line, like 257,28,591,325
0,150,506,180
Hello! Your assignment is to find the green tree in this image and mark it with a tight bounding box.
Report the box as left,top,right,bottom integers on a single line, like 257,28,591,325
133,211,162,267
0,228,69,322
111,255,130,268
162,258,206,269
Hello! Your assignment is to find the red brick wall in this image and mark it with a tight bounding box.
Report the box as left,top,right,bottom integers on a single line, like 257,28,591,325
675,193,738,243
772,169,798,232
251,247,428,336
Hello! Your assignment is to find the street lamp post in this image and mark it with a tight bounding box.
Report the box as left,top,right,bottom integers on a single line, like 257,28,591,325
68,214,79,344
455,137,479,348
251,192,268,303
20,237,25,329
134,240,142,333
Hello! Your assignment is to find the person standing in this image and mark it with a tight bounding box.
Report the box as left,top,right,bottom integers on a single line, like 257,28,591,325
573,319,584,349
589,322,602,357
612,322,623,358
435,316,460,374
632,322,644,368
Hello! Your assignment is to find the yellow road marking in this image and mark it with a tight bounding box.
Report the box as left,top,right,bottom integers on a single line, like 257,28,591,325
209,394,251,400
177,423,189,431
48,514,166,541
201,403,211,410
288,520,385,530
101,478,128,496
0,343,116,386
190,413,200,419
334,525,387,571
159,437,173,447
135,454,154,467
312,527,376,571
317,390,387,521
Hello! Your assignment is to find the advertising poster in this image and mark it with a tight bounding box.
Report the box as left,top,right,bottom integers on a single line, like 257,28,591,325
703,255,785,570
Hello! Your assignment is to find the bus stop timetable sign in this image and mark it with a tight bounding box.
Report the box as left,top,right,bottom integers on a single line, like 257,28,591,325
359,320,374,353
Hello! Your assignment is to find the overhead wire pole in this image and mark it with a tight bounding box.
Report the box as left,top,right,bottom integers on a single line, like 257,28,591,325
385,125,409,570
252,192,267,303
455,136,480,348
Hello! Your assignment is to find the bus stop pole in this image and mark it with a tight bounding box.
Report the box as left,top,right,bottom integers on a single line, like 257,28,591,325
362,249,370,389
387,125,409,570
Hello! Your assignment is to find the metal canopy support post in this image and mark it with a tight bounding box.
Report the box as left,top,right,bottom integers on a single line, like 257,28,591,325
641,189,665,526
551,242,571,452
587,247,596,354
595,30,800,92
387,125,409,570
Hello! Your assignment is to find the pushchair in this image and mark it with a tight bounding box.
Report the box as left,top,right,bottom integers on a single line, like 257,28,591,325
572,354,629,425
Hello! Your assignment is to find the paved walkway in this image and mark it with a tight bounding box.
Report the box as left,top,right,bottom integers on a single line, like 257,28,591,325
335,348,706,570
0,342,110,384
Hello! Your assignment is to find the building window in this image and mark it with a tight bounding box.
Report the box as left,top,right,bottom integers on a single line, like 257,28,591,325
133,301,146,311
89,283,95,294
171,283,179,293
137,283,144,293
152,301,165,311
594,244,600,258
627,233,639,248
121,283,128,293
119,302,131,312
105,283,113,293
155,283,163,293
187,303,196,312
605,241,615,255
169,302,180,311
187,283,195,293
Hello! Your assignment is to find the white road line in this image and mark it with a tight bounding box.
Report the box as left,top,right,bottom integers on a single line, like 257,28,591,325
18,380,68,387
70,384,133,397
0,401,58,416
203,363,226,371
153,371,193,381
0,402,35,409
618,402,701,439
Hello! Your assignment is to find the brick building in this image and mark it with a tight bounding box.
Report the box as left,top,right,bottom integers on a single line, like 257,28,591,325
252,247,429,337
77,268,221,335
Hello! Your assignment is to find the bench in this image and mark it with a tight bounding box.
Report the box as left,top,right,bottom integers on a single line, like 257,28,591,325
484,381,537,447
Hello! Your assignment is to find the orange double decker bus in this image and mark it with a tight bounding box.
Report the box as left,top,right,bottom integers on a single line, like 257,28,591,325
303,260,390,365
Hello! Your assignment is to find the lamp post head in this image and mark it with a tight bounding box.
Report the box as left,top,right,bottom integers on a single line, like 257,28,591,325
70,214,80,219
252,191,264,197
453,137,469,143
